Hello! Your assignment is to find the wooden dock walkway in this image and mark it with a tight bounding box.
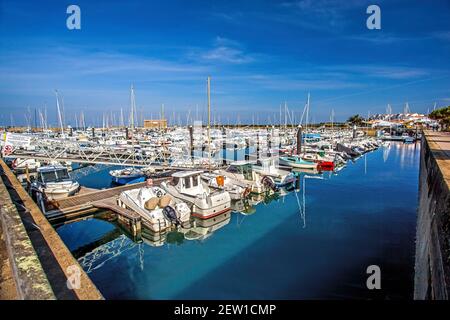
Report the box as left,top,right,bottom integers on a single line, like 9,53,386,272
46,177,170,234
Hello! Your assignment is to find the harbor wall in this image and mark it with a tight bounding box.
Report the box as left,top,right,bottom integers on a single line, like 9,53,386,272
0,159,103,300
0,166,55,299
414,131,450,299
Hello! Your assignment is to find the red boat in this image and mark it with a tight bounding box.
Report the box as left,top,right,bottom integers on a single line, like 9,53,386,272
318,161,335,171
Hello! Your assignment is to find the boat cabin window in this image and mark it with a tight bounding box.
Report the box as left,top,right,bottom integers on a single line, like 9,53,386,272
56,169,70,180
172,177,179,186
192,175,199,187
184,177,191,188
226,165,239,174
40,171,58,183
241,164,253,181
228,164,253,180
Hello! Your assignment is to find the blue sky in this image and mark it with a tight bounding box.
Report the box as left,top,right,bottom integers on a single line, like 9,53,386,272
0,0,449,126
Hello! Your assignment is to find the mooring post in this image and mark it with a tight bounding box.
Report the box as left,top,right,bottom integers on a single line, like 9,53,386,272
297,125,302,155
125,127,129,140
92,127,95,138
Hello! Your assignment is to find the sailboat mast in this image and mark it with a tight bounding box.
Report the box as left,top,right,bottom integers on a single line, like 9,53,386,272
55,90,64,136
130,85,135,130
305,93,310,132
207,76,211,171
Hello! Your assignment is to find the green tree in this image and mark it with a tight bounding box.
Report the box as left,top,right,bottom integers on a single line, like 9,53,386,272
347,114,365,126
429,106,450,130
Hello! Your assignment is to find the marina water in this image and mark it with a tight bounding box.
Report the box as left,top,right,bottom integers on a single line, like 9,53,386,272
57,142,419,299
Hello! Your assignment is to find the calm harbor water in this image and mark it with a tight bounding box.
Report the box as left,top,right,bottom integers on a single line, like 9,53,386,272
57,142,420,299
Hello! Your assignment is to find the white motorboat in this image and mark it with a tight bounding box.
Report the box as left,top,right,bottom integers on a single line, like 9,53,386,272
11,158,41,173
216,161,267,194
161,171,231,219
109,167,145,185
118,185,191,232
252,157,296,188
200,172,247,200
31,165,79,201
279,155,317,170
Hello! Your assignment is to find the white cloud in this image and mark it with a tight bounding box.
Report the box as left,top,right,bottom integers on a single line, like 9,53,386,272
198,37,255,64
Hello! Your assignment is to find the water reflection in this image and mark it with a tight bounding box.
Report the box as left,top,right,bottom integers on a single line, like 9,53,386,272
55,142,420,299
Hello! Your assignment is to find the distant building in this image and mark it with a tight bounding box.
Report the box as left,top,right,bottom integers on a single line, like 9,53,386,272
144,119,167,129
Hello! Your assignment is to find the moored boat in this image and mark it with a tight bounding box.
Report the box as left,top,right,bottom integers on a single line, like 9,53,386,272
279,156,317,170
109,167,146,185
31,165,79,201
161,171,231,219
118,184,191,232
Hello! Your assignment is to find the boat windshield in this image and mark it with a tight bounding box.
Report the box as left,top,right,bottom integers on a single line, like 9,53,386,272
227,164,253,180
40,169,70,183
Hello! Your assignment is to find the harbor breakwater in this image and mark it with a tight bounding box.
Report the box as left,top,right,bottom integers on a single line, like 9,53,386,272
415,131,450,299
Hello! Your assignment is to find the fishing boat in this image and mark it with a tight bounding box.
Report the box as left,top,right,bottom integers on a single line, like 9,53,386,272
161,171,231,219
31,165,79,201
279,156,317,170
109,167,145,185
118,185,191,232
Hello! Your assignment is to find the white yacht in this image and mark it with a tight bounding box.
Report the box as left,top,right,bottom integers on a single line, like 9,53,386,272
161,171,231,219
31,165,79,201
118,185,191,232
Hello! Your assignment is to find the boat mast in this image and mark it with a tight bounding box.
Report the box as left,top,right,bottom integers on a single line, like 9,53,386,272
207,76,211,172
305,93,310,132
55,90,64,136
130,84,135,131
